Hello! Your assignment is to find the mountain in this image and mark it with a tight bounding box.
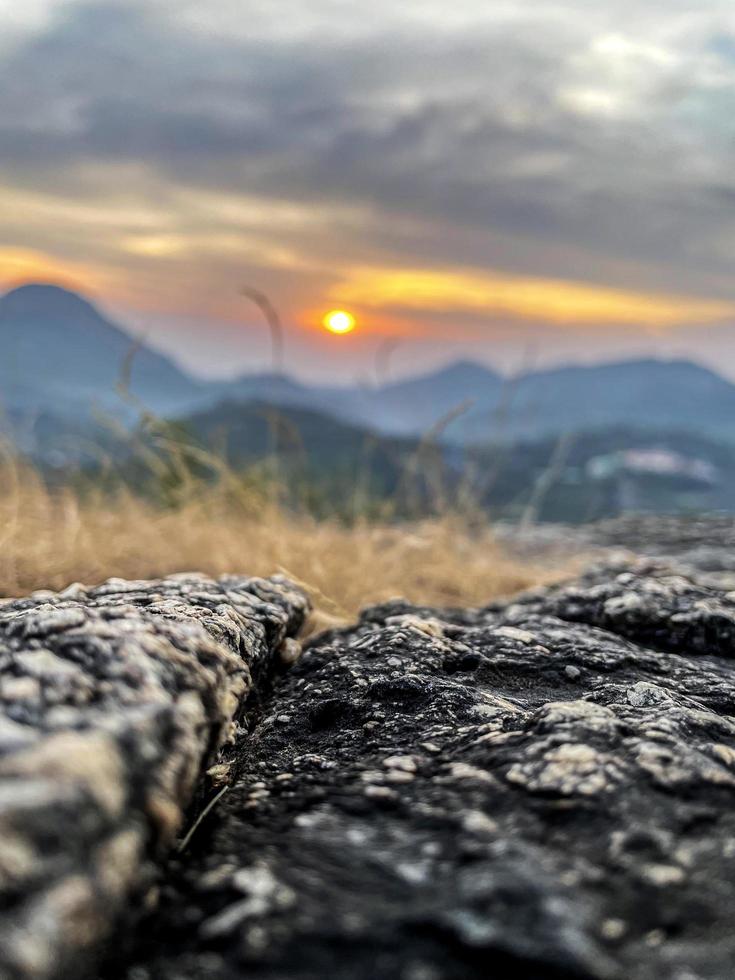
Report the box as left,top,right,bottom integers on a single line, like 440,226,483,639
458,358,735,444
264,356,735,445
4,283,735,451
121,400,422,519
365,360,504,433
179,399,413,473
471,425,735,522
0,284,205,418
313,356,735,445
163,403,735,522
210,360,505,436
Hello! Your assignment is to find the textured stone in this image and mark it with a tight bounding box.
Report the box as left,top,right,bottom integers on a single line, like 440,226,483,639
121,551,735,980
0,573,308,980
497,513,735,588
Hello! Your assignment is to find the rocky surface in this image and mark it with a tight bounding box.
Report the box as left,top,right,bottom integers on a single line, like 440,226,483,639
0,574,309,980
5,518,735,980
496,514,735,585
120,550,735,980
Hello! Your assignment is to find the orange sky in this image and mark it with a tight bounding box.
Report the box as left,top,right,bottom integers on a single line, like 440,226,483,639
1,1,734,380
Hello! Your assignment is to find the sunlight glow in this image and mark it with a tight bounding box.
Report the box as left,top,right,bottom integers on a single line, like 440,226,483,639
0,247,109,293
333,267,735,328
323,309,357,334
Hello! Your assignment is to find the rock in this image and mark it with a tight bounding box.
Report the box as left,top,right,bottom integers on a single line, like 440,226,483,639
120,553,735,980
0,573,309,980
496,514,735,588
500,557,735,658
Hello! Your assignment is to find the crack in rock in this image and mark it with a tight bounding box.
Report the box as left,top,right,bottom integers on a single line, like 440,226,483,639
119,556,735,980
0,573,309,980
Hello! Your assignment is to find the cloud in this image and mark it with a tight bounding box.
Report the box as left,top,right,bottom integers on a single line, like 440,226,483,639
0,245,125,299
1,0,735,377
332,265,735,329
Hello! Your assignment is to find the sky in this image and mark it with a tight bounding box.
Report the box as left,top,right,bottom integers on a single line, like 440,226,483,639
1,0,735,382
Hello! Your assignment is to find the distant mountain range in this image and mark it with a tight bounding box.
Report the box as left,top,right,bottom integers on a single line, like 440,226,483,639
3,282,735,448
139,403,735,523
0,284,205,417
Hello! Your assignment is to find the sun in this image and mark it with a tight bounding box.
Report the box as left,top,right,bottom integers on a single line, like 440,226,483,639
323,309,356,335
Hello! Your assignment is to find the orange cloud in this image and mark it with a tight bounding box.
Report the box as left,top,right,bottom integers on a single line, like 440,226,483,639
0,247,120,296
331,266,735,329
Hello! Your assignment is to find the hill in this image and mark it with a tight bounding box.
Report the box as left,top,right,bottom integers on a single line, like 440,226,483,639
457,358,735,444
3,283,735,452
326,357,735,444
212,356,735,447
172,403,735,523
0,284,206,417
472,426,735,522
164,399,420,518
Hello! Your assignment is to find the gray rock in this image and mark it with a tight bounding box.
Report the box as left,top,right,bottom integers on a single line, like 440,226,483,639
121,555,735,980
0,573,309,980
496,514,735,587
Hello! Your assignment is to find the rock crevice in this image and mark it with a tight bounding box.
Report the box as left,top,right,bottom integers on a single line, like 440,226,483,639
0,573,309,980
121,556,735,980
5,527,735,979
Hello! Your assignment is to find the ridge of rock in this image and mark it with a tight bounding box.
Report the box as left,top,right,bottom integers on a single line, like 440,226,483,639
122,558,735,980
0,573,309,980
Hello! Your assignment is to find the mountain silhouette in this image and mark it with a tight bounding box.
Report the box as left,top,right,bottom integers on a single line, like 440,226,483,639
3,283,735,446
0,284,204,417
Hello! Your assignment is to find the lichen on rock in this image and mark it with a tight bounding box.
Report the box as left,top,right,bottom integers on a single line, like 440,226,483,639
6,521,735,979
121,551,735,980
0,573,309,980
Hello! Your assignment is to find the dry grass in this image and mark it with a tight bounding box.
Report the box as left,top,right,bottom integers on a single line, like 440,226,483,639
0,456,556,622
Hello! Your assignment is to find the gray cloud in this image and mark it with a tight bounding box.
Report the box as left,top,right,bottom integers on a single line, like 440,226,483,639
1,0,735,301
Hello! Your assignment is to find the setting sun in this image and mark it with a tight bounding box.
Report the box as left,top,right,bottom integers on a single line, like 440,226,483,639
323,309,356,335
